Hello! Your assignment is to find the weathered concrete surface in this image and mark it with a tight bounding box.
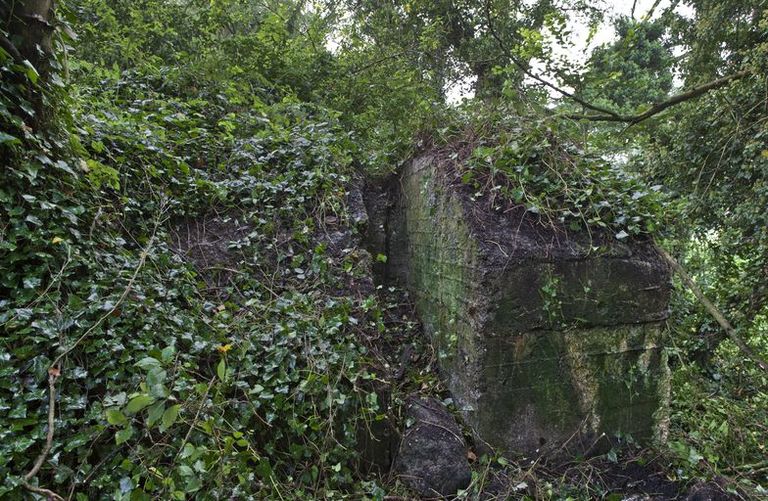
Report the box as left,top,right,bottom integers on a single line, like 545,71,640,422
367,154,671,456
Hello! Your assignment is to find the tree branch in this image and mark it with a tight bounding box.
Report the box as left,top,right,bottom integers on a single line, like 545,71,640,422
657,246,768,372
22,482,64,501
483,0,750,127
21,369,64,501
484,0,622,119
350,49,414,75
567,70,751,124
24,369,59,482
0,33,23,62
642,0,664,21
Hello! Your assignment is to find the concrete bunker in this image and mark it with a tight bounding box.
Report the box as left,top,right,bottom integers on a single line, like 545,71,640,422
366,153,672,456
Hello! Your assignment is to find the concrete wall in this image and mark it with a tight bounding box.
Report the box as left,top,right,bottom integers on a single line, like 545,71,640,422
370,154,672,455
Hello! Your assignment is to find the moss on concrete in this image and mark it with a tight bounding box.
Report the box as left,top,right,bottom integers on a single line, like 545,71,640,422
376,154,672,456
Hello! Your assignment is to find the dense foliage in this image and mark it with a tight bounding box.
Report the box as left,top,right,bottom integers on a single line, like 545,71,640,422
2,0,768,498
1,2,386,498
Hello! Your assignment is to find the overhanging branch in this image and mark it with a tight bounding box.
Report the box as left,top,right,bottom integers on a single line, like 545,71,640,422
484,0,622,120
484,0,751,126
567,70,751,125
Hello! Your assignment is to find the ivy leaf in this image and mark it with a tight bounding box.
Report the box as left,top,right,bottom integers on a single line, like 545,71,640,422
115,427,134,445
688,446,704,465
160,404,181,432
146,401,165,427
0,132,20,145
161,345,175,362
105,408,128,426
124,395,154,414
135,357,161,370
22,60,39,83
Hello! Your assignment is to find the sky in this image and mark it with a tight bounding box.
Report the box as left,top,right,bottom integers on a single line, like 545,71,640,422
446,0,694,103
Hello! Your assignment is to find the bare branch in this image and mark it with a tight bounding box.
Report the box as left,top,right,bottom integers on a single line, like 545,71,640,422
21,369,65,501
484,0,622,119
658,246,768,372
24,370,59,482
642,0,664,21
567,70,751,125
483,0,750,127
22,482,64,501
350,49,414,75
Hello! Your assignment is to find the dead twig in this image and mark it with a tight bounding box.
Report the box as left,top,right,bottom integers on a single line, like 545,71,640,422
21,368,64,501
657,245,768,372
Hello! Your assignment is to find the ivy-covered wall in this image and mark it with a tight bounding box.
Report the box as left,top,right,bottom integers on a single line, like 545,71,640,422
379,154,672,455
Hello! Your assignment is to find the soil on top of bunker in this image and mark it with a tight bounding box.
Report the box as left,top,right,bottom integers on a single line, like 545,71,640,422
417,136,662,265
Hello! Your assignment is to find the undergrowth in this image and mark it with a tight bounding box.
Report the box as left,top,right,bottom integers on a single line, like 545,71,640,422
0,56,391,498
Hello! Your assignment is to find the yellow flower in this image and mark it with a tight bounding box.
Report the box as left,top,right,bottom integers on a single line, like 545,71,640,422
216,344,233,354
52,236,64,244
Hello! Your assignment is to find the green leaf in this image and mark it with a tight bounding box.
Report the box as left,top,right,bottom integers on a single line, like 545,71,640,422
147,368,168,398
161,346,176,362
160,404,181,432
22,60,39,83
105,408,128,426
217,358,226,382
146,401,165,427
124,394,154,414
136,357,161,370
115,427,134,445
687,446,704,465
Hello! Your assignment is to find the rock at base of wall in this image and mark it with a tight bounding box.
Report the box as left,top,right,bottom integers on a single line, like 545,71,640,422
393,397,472,498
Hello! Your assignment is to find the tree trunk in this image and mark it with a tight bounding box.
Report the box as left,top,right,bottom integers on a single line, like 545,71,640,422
4,0,56,128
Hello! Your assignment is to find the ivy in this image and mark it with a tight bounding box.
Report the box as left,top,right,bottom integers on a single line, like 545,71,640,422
447,110,666,239
1,5,384,494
